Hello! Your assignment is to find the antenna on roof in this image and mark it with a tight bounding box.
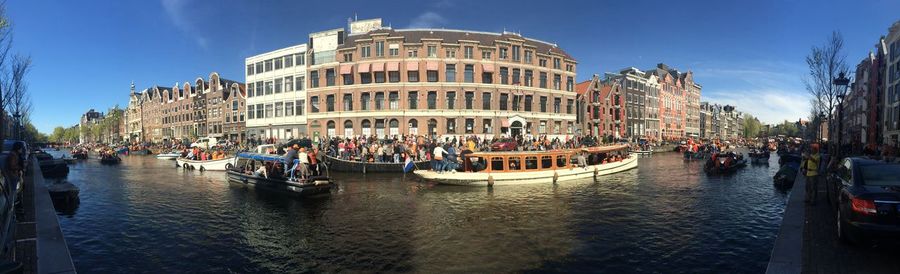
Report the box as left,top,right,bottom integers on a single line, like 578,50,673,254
355,13,358,21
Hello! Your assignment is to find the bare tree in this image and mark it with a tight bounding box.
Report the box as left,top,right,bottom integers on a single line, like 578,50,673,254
0,3,13,141
804,31,850,132
7,54,31,139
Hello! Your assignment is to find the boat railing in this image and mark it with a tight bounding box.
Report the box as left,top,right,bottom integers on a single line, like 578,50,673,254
455,144,631,173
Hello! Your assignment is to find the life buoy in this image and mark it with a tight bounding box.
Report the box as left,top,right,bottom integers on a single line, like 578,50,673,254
225,163,233,170
199,166,205,172
183,163,189,169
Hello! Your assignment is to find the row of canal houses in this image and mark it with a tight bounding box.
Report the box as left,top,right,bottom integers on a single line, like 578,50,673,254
102,17,732,145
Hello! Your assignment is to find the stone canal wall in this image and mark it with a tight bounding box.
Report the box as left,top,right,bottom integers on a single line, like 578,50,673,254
15,158,75,274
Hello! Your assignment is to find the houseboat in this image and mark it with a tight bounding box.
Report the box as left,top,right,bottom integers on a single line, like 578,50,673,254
227,153,333,196
413,144,638,186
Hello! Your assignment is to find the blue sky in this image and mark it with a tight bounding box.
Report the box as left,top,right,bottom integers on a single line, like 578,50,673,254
7,0,900,133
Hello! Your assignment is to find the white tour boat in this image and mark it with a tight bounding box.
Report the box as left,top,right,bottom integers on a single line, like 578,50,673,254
176,157,235,171
413,144,638,186
156,152,182,160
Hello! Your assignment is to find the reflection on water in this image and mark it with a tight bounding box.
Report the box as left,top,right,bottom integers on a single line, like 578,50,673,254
49,149,786,273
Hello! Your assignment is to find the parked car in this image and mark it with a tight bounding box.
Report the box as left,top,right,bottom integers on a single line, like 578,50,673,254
831,157,900,245
490,138,518,151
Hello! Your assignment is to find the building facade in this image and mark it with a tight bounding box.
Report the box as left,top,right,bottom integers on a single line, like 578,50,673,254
301,19,578,140
245,44,308,142
575,74,623,138
124,82,144,143
79,109,103,143
884,21,900,146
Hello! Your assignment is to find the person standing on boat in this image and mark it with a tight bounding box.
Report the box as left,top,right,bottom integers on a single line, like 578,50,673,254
296,147,310,180
432,144,448,173
282,145,298,178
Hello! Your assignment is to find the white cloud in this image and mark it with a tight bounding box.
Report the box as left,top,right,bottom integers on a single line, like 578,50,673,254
704,89,811,125
407,12,448,28
161,0,209,49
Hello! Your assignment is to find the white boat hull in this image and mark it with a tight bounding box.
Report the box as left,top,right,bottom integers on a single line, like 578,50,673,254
413,155,639,186
156,153,181,160
176,157,235,171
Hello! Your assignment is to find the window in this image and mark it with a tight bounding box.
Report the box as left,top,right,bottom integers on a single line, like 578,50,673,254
499,47,508,59
375,92,384,110
427,46,437,58
255,61,263,74
566,99,573,114
482,50,492,60
483,119,492,134
464,65,474,83
361,93,370,111
465,92,474,109
408,50,418,57
566,76,574,91
553,58,561,69
247,83,255,98
247,64,254,76
389,44,399,56
482,72,492,84
286,101,294,116
360,72,372,84
524,50,533,63
482,92,491,110
284,55,293,67
326,94,335,112
427,91,437,109
274,57,282,70
375,41,384,57
427,70,438,82
447,91,456,109
265,104,273,118
265,81,273,95
343,53,353,62
296,100,304,115
525,95,533,111
540,96,548,112
389,92,399,109
500,93,508,110
295,54,305,66
274,78,283,93
275,102,283,117
539,59,547,67
386,71,399,83
445,64,456,82
408,91,418,109
540,72,548,88
374,72,385,83
285,76,293,91
343,72,354,85
465,118,474,133
326,69,335,87
554,98,561,113
554,74,562,90
447,118,456,134
343,94,353,111
311,96,319,113
500,67,509,85
264,60,273,71
310,71,319,88
294,76,306,91
521,70,532,87
248,105,255,119
445,49,456,58
554,121,562,134
408,71,419,82
539,121,546,134
512,69,520,84
361,46,371,58
512,45,520,61
464,46,473,59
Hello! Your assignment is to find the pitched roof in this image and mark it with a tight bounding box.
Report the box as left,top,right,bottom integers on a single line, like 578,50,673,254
341,29,574,60
575,80,592,95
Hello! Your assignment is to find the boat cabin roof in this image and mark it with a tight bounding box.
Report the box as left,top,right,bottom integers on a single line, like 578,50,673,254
467,144,629,157
237,152,282,162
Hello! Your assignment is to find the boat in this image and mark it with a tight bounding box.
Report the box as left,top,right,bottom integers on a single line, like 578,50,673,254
325,155,430,173
749,150,770,164
704,153,747,174
127,149,152,155
72,150,88,159
34,151,69,177
683,151,706,160
176,156,235,171
155,152,182,160
100,155,121,165
413,144,637,186
227,152,333,196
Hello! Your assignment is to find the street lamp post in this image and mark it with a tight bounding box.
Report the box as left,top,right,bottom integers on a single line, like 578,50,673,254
833,72,850,157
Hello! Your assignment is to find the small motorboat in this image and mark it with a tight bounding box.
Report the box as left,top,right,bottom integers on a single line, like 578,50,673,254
155,152,182,160
127,149,152,156
749,149,770,164
34,151,70,177
100,155,121,165
227,153,334,196
683,151,706,160
176,156,235,171
704,153,747,174
72,150,88,159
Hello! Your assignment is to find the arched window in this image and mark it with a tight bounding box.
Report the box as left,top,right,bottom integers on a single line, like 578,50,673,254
428,119,438,136
344,120,353,137
376,119,385,137
389,119,400,136
408,119,418,135
327,120,336,136
361,119,372,136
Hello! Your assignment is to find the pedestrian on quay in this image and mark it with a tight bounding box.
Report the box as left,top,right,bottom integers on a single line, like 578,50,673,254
802,143,822,205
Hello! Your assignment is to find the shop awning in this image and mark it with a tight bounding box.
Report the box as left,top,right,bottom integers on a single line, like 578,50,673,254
372,62,385,72
358,63,371,73
406,61,419,71
426,61,439,71
386,62,400,71
339,64,353,74
482,63,495,73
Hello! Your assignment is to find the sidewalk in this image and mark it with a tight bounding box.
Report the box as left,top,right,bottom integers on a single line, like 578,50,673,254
14,159,76,274
767,173,900,274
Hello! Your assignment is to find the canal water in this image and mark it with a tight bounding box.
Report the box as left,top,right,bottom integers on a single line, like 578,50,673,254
47,150,788,273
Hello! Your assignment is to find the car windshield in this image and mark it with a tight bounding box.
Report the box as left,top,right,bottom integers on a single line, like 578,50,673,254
859,164,900,186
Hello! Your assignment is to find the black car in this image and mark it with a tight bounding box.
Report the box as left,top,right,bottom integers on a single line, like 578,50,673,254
831,157,900,244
